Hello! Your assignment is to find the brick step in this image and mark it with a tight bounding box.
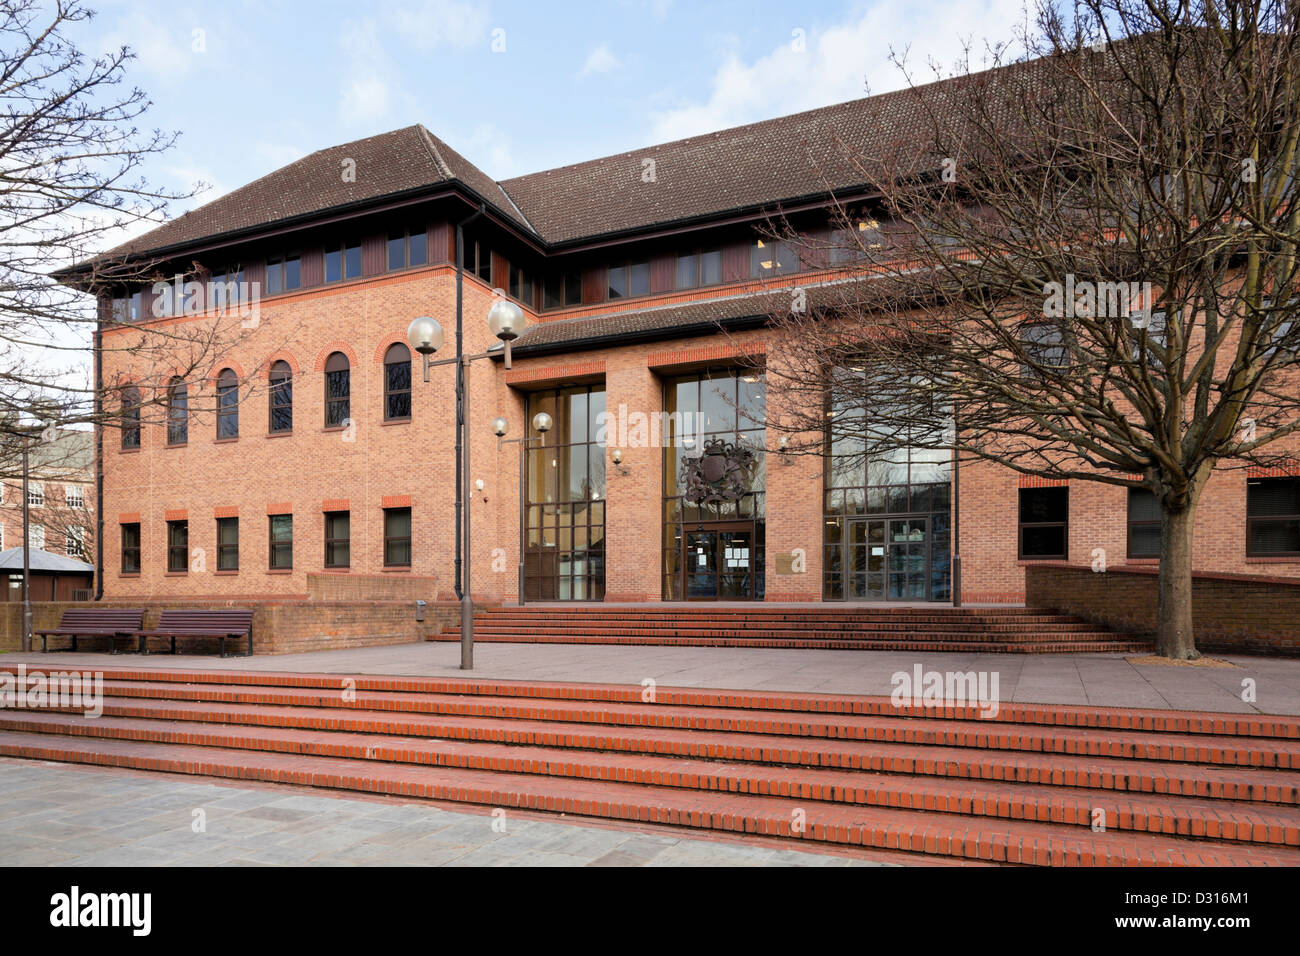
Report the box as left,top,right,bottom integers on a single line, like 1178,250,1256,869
478,612,1093,625
440,633,1151,653
2,730,1294,865
480,607,1073,618
73,680,1299,767
22,695,1296,803
6,711,1297,846
13,668,1295,738
471,626,1127,640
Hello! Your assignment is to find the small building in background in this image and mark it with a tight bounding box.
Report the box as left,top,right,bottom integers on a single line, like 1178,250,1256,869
0,547,94,602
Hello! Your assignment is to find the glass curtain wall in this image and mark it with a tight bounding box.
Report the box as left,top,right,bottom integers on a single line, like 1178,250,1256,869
524,386,607,600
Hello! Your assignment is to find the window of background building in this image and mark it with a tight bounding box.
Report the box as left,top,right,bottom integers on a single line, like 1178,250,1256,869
217,517,239,571
1247,476,1300,556
269,514,293,570
388,226,428,271
121,523,141,573
383,507,411,567
27,525,44,551
265,254,302,294
167,519,188,572
269,361,293,433
324,511,350,568
27,483,43,507
217,368,239,438
1127,488,1161,558
65,486,84,509
384,344,412,421
324,352,350,427
65,526,84,557
1018,486,1069,559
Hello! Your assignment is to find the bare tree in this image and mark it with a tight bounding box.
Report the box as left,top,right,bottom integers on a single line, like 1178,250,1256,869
766,0,1300,658
0,0,278,463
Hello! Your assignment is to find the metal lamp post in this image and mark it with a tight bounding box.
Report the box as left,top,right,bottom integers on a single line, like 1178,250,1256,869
493,412,552,606
407,296,525,670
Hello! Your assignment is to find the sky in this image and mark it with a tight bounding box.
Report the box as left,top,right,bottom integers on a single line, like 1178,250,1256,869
70,0,1034,227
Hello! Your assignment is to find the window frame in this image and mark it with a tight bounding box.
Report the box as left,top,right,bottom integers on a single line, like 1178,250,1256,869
121,522,141,573
64,526,84,558
324,352,350,428
268,514,293,570
1246,476,1300,558
750,238,799,278
324,510,350,569
166,377,188,446
216,368,239,439
324,241,362,283
383,344,412,422
383,507,412,567
121,387,142,449
1017,486,1069,560
269,361,293,434
166,519,188,573
27,483,44,508
1126,487,1162,559
387,225,428,271
216,516,239,571
265,254,302,295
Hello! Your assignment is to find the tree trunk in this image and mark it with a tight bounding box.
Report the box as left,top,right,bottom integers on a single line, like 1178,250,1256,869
1156,505,1198,659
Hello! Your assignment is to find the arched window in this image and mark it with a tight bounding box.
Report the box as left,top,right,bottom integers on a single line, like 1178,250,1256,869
121,387,141,450
269,360,292,433
166,377,188,445
324,352,350,427
216,368,239,438
384,343,412,421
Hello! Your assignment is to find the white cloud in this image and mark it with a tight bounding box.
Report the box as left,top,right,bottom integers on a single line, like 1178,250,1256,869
389,0,490,50
339,19,398,126
649,1,1029,142
579,44,622,77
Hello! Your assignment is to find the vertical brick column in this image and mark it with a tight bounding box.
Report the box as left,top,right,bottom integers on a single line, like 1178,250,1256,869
603,361,664,601
763,350,823,601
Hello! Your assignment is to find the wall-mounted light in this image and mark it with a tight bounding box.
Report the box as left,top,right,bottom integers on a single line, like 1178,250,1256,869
475,477,487,503
611,447,629,476
778,435,793,466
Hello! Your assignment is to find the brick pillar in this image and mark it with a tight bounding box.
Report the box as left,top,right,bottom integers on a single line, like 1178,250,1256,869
603,362,663,601
763,351,823,601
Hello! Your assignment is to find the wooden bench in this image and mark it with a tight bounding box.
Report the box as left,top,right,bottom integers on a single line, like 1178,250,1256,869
136,609,255,657
35,609,145,654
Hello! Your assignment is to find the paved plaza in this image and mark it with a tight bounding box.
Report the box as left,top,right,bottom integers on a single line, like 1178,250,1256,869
0,759,887,867
3,641,1299,713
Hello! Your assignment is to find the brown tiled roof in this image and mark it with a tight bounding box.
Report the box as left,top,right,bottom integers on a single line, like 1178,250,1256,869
510,279,870,354
94,126,527,262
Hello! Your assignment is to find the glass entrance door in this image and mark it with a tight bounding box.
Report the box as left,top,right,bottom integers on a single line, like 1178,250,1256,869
844,517,931,600
682,525,755,599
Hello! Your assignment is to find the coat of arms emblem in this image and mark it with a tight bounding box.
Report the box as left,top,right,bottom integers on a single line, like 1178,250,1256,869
680,437,756,505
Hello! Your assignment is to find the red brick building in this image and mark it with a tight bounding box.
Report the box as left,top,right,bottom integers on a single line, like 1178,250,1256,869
63,96,1300,608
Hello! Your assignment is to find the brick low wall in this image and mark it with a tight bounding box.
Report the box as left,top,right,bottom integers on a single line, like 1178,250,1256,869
1025,563,1300,656
0,598,461,655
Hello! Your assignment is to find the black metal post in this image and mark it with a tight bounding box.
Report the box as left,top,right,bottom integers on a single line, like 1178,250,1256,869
453,204,484,670
21,439,31,652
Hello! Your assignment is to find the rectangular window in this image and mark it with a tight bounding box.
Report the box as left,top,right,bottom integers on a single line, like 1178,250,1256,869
65,486,85,508
121,523,141,573
28,525,44,551
269,514,293,570
1018,486,1068,559
28,484,43,507
676,249,722,290
383,507,412,567
217,516,239,571
325,247,342,283
65,526,85,558
508,263,533,304
1247,476,1300,556
167,519,188,573
542,272,582,310
1127,488,1161,558
751,239,799,277
388,226,427,271
324,511,350,568
607,260,650,300
265,255,302,294
463,239,492,282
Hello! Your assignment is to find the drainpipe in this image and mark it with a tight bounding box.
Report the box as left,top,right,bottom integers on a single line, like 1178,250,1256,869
94,315,104,601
